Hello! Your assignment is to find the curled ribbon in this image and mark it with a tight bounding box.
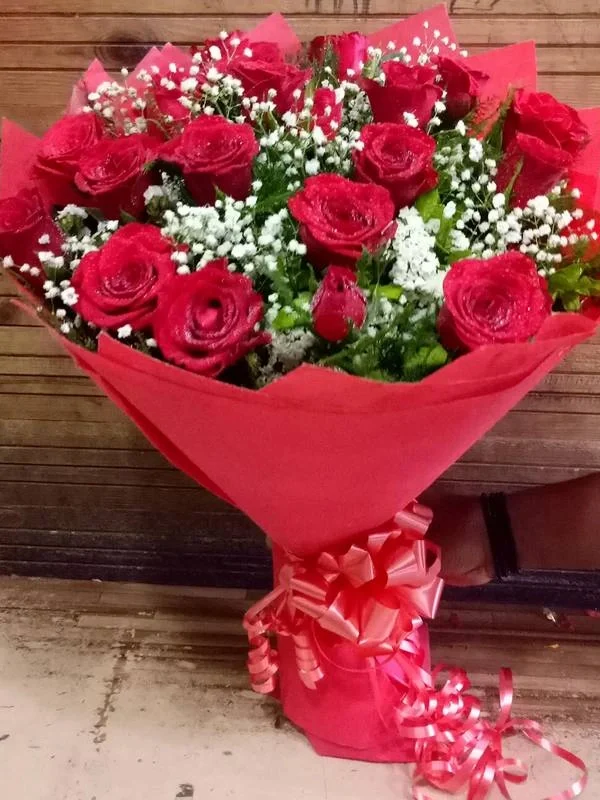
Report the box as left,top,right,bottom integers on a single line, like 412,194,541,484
398,667,588,800
243,501,443,693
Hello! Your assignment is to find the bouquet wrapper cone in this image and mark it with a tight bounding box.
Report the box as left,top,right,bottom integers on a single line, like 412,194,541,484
11,298,597,761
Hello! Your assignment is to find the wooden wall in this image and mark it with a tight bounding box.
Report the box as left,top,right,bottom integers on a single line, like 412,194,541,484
1,0,599,587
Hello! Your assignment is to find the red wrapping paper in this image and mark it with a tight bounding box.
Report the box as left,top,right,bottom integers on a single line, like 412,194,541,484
2,7,600,770
11,301,596,763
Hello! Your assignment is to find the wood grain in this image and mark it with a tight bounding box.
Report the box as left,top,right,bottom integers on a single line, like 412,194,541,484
2,0,599,13
2,44,598,73
0,3,599,585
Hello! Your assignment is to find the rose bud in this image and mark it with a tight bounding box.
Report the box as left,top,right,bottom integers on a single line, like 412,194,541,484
365,62,443,128
153,260,270,377
496,132,573,207
435,56,489,121
438,252,552,351
312,266,367,342
353,122,438,212
308,32,368,79
312,87,343,141
160,115,259,206
288,174,396,270
72,223,176,330
504,89,590,156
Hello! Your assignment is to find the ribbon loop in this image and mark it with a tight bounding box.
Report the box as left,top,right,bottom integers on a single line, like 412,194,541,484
242,501,442,692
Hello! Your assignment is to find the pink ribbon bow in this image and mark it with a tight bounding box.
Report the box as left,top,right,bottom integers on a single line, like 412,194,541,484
398,667,588,800
243,501,444,693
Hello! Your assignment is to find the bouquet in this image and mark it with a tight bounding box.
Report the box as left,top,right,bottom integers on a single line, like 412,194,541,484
0,5,595,796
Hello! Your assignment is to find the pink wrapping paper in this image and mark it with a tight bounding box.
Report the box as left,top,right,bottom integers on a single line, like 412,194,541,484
3,7,600,765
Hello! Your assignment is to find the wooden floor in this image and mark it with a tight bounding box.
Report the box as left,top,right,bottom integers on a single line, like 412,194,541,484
1,577,599,799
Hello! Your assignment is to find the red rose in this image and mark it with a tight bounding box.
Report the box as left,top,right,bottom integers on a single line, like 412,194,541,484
353,122,438,212
312,87,343,141
504,89,590,156
308,32,368,79
438,252,552,351
365,63,443,128
153,259,270,377
74,134,157,219
496,132,573,207
0,189,63,290
435,56,488,121
230,52,309,114
72,223,175,330
312,266,367,341
34,113,104,206
288,174,396,269
160,115,259,206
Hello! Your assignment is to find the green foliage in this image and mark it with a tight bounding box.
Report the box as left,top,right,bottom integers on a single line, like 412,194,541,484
272,293,313,331
355,247,390,290
317,300,449,383
548,263,600,311
415,189,455,253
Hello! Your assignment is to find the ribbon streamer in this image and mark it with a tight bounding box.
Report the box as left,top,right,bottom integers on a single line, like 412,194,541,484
399,667,587,800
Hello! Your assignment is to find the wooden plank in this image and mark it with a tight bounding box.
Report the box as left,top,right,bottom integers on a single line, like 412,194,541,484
0,418,147,448
0,356,82,377
0,376,100,395
0,327,66,357
2,0,598,13
0,504,251,534
0,528,263,553
491,410,600,440
2,42,599,73
0,480,226,511
445,461,593,484
0,444,167,468
0,463,192,487
0,393,124,422
0,302,42,326
555,346,600,373
1,16,599,47
534,372,600,395
517,391,600,413
463,436,600,467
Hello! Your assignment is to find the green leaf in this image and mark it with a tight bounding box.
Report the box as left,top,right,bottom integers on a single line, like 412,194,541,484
377,285,403,301
577,275,600,296
120,210,137,225
272,307,301,331
415,189,443,223
548,264,583,297
562,292,582,312
403,343,449,382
